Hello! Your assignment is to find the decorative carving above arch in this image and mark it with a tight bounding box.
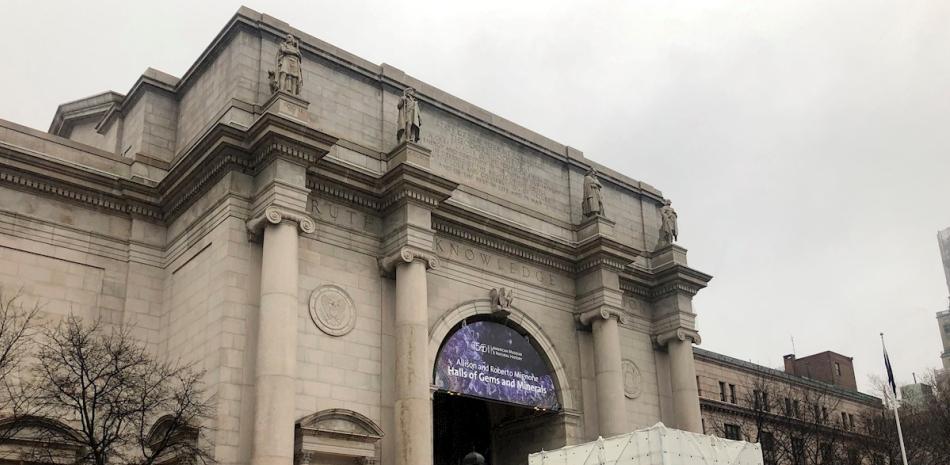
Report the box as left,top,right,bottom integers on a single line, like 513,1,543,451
0,415,83,464
144,414,200,465
295,409,383,465
427,299,576,412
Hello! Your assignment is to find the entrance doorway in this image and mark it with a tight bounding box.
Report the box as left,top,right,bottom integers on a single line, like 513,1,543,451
432,392,558,465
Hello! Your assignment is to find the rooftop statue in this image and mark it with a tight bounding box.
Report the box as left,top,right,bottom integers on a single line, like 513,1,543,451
269,33,303,95
658,199,678,247
582,168,605,218
397,87,422,143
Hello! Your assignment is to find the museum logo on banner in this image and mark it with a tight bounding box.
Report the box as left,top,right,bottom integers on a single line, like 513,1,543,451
434,320,558,410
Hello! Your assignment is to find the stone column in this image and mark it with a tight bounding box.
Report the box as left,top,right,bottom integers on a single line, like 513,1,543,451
658,329,702,433
388,248,438,465
249,207,315,465
581,309,628,437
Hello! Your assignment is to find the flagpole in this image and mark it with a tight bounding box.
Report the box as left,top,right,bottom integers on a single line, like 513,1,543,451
881,333,909,465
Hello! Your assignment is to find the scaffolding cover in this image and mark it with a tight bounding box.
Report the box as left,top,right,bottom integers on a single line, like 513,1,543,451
528,423,763,465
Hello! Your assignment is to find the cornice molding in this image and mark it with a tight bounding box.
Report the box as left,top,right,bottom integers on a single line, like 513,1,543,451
377,163,457,213
576,253,632,274
0,166,163,221
620,262,713,302
161,146,249,221
432,217,574,273
575,236,641,274
698,398,876,442
1,107,339,226
307,170,380,212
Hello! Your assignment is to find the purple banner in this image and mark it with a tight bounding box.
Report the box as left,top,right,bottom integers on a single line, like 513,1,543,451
434,321,558,410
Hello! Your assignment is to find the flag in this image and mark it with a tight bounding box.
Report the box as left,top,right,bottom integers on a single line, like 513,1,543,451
883,341,897,397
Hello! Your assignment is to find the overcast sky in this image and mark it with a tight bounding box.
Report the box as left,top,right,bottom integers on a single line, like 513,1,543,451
2,0,949,393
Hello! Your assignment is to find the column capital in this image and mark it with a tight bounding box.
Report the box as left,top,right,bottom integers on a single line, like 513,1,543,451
379,246,440,275
247,206,316,241
653,328,701,347
577,307,626,327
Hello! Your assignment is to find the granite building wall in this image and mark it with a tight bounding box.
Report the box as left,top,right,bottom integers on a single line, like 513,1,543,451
0,7,714,465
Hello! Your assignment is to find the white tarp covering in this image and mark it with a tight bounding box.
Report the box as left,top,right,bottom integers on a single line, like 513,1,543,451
528,423,763,465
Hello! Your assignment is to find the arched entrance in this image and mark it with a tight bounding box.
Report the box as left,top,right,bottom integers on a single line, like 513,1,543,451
430,302,571,465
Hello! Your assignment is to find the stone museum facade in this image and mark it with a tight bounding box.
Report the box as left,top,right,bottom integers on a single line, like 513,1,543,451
695,349,882,465
0,7,714,465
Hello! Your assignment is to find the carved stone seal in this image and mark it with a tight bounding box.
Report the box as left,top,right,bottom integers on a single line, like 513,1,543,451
309,285,356,337
622,359,642,399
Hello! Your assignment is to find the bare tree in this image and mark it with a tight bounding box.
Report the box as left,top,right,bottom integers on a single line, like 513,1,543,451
0,289,40,425
28,315,212,465
858,372,950,465
707,373,856,465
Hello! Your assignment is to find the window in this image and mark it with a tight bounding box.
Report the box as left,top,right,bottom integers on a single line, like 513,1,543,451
841,411,848,429
834,362,842,376
724,423,741,440
820,443,833,464
944,323,950,334
848,413,855,429
793,400,801,418
760,432,776,465
784,397,792,416
696,376,701,397
729,384,737,404
792,437,805,465
719,381,727,402
752,389,770,411
847,448,860,465
822,406,828,421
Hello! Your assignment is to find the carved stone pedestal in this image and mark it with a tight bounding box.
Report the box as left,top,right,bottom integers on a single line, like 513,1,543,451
651,243,689,268
577,215,616,241
386,141,431,168
262,91,312,125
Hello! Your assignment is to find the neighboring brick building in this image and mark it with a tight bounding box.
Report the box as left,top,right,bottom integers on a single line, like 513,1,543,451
696,349,882,465
783,351,858,391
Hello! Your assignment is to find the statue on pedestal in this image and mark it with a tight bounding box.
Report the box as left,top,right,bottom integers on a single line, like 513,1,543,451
582,168,605,218
658,199,678,246
397,87,422,143
269,33,303,95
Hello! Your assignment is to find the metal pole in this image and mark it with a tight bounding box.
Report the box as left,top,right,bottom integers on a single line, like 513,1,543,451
880,333,909,465
890,394,909,465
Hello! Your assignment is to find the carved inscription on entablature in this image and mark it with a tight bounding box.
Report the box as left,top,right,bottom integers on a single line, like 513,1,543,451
421,115,566,217
310,198,380,235
434,237,571,292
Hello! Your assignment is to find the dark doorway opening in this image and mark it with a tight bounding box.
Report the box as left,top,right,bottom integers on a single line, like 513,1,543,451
433,392,557,465
433,393,491,465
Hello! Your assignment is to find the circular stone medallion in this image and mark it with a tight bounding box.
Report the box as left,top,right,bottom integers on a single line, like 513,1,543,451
309,285,356,337
622,359,642,399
